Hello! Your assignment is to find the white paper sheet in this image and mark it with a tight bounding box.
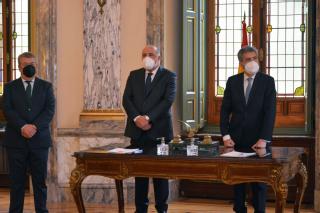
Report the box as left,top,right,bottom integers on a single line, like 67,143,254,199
220,150,256,158
107,148,142,154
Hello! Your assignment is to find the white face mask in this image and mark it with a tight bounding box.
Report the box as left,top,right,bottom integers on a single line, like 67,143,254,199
142,56,156,71
245,61,260,74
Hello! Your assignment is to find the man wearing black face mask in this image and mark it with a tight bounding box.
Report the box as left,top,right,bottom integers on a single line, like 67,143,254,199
2,52,55,213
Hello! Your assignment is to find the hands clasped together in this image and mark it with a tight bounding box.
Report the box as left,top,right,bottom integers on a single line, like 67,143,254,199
134,115,152,131
21,124,37,139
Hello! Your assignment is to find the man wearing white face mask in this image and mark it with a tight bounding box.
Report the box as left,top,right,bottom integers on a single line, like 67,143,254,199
220,46,276,213
123,45,176,213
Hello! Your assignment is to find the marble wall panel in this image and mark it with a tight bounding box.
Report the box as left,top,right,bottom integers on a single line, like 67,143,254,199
34,0,59,203
83,0,121,110
146,0,164,61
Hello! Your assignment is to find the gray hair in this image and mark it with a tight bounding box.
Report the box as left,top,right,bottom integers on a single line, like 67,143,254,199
145,44,161,56
18,52,35,65
237,46,258,62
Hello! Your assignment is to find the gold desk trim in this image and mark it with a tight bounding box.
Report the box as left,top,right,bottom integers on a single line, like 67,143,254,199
80,110,126,121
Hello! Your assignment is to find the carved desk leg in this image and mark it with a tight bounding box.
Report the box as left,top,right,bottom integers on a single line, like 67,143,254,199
274,182,288,213
70,163,86,213
271,167,288,213
115,179,125,213
294,162,308,213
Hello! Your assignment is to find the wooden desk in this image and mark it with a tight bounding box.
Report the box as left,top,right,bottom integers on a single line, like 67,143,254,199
69,147,307,213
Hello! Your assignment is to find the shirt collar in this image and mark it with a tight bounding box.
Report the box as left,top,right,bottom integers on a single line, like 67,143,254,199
21,77,35,84
145,66,160,76
244,72,256,81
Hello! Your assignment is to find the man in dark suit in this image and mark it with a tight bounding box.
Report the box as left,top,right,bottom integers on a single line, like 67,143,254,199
123,45,176,213
3,52,55,213
220,46,276,213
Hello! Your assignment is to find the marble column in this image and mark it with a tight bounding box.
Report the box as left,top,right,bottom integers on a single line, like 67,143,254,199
146,0,164,62
315,0,320,212
33,0,59,203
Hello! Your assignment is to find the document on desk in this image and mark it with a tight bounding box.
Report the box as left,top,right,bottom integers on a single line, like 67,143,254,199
221,150,256,158
107,148,142,154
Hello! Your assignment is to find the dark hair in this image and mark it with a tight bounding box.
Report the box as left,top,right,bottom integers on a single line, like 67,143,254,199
18,52,36,65
237,46,258,62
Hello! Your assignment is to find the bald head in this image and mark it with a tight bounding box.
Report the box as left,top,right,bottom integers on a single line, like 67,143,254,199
141,45,161,71
142,45,160,57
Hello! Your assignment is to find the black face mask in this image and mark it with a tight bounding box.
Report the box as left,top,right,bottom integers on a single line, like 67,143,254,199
23,65,36,78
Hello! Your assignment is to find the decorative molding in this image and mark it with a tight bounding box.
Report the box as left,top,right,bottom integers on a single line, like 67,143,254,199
80,109,126,121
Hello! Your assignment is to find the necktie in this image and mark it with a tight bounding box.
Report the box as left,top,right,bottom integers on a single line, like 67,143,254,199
26,81,32,100
245,77,252,104
145,72,152,94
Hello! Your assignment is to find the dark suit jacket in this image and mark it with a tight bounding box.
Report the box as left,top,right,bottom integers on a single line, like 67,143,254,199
3,77,55,149
123,67,176,143
220,72,276,148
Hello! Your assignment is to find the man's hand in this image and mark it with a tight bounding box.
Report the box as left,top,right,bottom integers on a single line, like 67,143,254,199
134,116,151,130
141,123,152,131
21,124,37,139
223,147,234,154
252,147,267,157
223,138,235,148
251,139,267,149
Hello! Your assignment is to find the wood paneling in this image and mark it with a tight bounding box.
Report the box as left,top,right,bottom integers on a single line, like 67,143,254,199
209,97,305,128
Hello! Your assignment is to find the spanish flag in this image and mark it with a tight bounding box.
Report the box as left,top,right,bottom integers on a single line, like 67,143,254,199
238,12,248,73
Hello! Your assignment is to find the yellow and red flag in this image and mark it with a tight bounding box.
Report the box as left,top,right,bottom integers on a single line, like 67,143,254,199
238,12,248,73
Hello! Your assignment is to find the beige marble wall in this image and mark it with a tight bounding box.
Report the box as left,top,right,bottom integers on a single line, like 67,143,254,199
146,0,164,61
83,0,121,110
33,0,60,203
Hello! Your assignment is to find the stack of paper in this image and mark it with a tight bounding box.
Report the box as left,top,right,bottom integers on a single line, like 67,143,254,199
107,148,142,154
220,150,256,158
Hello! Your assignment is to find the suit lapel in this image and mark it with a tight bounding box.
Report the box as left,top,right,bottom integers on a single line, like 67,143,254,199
145,67,165,97
237,73,246,106
16,78,29,103
136,69,146,96
31,78,41,103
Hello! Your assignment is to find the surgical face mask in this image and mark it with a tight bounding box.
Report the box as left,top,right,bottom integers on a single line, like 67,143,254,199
23,64,36,78
245,61,259,74
143,56,156,71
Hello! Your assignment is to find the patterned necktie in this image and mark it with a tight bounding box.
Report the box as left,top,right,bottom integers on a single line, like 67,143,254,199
245,77,253,104
145,72,153,94
26,81,32,100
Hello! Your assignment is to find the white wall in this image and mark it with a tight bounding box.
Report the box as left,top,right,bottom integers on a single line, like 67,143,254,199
57,0,84,128
120,0,147,96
